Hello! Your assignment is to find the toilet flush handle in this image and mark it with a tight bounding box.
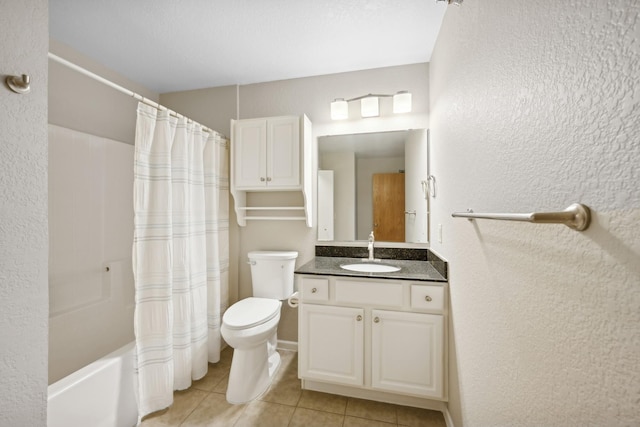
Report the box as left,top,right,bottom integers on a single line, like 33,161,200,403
247,260,256,265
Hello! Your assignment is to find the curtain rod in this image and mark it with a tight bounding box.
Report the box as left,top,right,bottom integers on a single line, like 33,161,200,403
48,52,225,138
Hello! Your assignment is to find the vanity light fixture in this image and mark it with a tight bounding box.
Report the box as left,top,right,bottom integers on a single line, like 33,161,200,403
393,91,412,114
360,96,379,118
330,98,349,120
330,91,412,120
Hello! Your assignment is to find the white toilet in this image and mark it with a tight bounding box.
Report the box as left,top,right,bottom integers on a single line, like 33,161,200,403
221,250,298,404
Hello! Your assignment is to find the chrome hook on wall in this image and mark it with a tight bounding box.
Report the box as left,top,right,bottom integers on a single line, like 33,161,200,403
6,74,31,94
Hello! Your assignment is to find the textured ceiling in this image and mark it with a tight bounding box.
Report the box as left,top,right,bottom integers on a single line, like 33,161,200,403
49,0,447,93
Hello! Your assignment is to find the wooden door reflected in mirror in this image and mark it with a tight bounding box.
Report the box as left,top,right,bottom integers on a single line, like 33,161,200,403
372,173,405,242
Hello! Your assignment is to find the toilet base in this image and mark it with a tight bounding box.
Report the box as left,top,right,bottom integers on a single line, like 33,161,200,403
225,336,281,404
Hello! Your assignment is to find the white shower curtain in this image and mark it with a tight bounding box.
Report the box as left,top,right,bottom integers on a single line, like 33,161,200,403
132,103,229,419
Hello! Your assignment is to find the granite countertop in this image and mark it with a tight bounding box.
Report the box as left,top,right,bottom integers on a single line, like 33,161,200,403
295,256,447,282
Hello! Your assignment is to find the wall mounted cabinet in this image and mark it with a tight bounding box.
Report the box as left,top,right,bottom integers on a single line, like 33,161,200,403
231,115,312,226
233,116,300,189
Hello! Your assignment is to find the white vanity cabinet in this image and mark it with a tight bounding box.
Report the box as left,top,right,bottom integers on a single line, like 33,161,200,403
297,274,447,405
232,116,300,190
299,304,364,386
371,309,443,397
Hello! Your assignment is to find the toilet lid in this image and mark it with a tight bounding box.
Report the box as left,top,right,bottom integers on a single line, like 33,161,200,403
223,297,281,330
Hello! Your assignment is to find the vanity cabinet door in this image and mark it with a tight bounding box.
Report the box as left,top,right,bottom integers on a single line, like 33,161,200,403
371,310,444,398
232,116,300,190
299,304,364,386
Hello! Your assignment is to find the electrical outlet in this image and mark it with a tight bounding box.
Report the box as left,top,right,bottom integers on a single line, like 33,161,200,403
438,224,443,243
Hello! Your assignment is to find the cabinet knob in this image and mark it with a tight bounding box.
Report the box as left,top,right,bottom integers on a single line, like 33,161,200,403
311,287,317,293
266,177,272,182
260,177,266,182
425,295,433,302
373,317,380,323
356,315,362,321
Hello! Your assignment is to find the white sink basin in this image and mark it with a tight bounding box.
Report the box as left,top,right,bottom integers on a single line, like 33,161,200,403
340,263,401,273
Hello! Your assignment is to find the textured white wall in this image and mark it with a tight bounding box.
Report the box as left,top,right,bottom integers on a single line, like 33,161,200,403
0,0,49,425
430,1,640,426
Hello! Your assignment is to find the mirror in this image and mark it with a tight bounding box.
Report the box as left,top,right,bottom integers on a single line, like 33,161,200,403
317,129,429,243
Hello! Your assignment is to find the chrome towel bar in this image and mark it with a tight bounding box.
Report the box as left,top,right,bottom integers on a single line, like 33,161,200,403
451,203,591,231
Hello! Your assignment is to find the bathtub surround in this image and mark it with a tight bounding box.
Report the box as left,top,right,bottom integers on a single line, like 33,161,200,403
48,125,135,383
133,103,230,418
430,1,640,426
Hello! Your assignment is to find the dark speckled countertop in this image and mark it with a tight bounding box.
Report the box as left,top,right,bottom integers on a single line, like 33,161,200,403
295,256,447,282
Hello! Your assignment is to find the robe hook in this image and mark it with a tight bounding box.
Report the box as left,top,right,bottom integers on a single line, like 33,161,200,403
6,74,31,94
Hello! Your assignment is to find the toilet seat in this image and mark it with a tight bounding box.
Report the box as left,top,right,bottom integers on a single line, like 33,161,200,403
223,297,281,330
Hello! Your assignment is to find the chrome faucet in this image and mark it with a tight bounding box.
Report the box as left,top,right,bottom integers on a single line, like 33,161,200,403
368,231,375,261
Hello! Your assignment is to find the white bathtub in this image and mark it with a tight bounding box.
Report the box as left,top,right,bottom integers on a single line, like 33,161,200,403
48,342,138,427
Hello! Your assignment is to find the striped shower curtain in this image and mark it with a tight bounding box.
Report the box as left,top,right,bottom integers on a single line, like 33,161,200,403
132,103,229,419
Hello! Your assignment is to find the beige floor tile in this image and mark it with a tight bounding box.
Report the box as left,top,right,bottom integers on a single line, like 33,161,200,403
346,398,398,424
272,350,298,382
138,350,450,427
396,406,446,427
191,362,229,392
234,400,295,427
297,390,348,415
218,346,234,366
343,415,397,427
140,388,208,426
180,392,246,427
289,407,345,427
259,373,302,406
211,373,229,394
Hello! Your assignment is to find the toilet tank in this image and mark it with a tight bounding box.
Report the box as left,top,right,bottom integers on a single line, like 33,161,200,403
248,251,298,300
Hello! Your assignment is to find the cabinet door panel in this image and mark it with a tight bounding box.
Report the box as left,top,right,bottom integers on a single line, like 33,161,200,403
267,117,300,187
234,119,267,188
299,304,364,386
371,310,443,398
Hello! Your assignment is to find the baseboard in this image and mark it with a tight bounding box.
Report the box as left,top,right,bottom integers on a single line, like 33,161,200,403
277,340,298,352
443,405,455,427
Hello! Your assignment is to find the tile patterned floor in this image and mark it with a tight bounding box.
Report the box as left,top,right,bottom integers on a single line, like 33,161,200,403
141,348,446,427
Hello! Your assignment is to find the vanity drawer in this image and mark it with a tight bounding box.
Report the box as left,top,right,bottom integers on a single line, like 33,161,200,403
300,277,329,301
335,279,403,307
410,285,444,312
